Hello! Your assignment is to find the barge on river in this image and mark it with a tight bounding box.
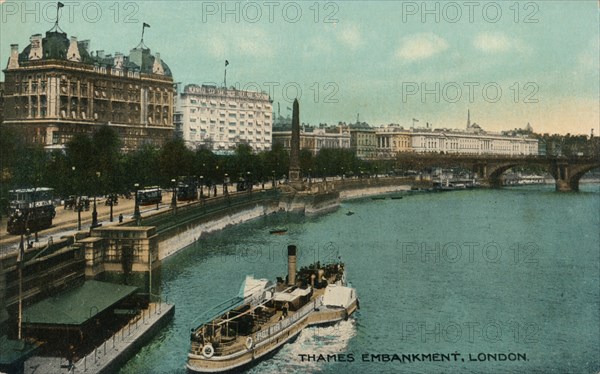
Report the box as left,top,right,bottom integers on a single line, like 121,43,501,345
186,245,358,373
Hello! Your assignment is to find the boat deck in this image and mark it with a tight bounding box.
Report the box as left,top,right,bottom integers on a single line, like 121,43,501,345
191,285,329,357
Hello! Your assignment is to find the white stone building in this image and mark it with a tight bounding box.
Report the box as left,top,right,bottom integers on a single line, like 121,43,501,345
409,128,538,155
177,84,272,153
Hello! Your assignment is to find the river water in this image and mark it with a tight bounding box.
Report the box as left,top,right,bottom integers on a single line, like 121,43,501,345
120,184,599,374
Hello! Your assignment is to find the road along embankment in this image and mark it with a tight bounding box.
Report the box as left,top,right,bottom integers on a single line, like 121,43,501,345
131,178,429,260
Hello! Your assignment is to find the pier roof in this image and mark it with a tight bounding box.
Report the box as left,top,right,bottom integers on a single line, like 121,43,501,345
0,335,39,369
23,280,138,326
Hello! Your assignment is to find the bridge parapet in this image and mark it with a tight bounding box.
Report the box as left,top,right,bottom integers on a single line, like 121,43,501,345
394,154,599,191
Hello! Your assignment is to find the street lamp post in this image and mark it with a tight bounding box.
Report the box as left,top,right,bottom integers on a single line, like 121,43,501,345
109,193,114,222
72,166,82,231
91,171,100,228
247,171,252,192
199,176,204,198
133,183,141,224
17,234,24,340
171,179,177,210
156,185,160,210
272,170,275,188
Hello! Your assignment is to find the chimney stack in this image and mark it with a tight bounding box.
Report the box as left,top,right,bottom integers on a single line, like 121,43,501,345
8,44,19,69
67,36,81,62
287,245,297,286
114,52,124,69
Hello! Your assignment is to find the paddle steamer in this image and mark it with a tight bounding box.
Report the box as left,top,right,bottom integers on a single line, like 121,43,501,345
186,245,358,373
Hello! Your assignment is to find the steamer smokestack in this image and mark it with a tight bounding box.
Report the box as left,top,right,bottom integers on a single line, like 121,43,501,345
287,245,297,285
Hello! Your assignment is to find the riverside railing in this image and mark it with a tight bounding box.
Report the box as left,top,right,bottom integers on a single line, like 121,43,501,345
70,303,164,373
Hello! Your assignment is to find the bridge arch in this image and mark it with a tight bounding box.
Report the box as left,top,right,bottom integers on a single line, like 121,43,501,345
484,160,600,191
485,162,551,188
561,164,600,191
394,153,599,192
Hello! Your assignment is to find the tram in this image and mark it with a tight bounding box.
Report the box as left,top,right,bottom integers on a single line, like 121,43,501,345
6,188,56,235
137,187,162,206
176,183,198,201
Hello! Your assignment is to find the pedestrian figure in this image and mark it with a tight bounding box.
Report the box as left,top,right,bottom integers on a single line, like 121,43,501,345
119,213,124,223
282,302,289,317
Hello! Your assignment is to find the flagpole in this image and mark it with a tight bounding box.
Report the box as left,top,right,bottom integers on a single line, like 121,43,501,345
52,2,65,32
17,234,24,340
224,67,227,88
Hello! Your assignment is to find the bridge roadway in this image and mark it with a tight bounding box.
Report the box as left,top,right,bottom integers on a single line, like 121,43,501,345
392,154,600,191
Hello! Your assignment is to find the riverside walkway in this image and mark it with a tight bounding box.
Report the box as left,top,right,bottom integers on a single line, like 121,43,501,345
24,303,174,374
0,186,231,256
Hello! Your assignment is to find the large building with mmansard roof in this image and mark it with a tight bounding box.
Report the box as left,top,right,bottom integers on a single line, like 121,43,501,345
2,27,174,151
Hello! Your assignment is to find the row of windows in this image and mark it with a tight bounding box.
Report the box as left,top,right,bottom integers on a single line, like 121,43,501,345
188,107,269,118
187,99,269,110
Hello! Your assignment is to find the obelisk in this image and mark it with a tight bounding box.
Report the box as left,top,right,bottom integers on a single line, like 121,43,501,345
288,99,301,185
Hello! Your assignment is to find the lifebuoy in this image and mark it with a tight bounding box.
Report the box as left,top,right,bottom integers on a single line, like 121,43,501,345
202,343,214,358
245,337,253,350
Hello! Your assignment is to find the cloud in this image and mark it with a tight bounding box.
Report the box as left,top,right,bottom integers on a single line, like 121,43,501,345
302,36,332,60
473,32,525,53
202,28,273,59
336,24,363,50
395,33,449,62
577,37,600,71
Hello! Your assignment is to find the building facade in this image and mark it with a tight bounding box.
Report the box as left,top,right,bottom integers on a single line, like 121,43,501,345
177,84,273,153
375,125,412,158
350,115,539,159
272,125,351,155
349,125,377,159
409,128,538,156
2,29,174,151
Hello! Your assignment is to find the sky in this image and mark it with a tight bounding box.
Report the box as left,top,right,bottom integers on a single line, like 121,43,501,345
1,0,598,135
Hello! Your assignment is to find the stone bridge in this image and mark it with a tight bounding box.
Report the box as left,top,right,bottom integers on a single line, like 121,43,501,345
393,154,600,191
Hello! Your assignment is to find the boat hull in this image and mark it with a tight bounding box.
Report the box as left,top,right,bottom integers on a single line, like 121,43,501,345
186,298,358,373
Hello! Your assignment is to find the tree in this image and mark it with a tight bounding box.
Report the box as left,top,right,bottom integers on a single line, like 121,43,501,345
159,138,194,185
194,146,218,186
65,133,95,196
92,125,122,196
123,145,160,190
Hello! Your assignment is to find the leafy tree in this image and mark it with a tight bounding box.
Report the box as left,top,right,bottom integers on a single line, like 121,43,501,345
122,144,160,190
159,138,194,185
194,146,219,186
299,149,314,178
92,125,122,196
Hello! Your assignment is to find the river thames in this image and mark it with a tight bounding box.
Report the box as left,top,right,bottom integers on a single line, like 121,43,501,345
120,184,599,374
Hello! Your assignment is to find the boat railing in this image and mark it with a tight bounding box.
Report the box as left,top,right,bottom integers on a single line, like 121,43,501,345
254,295,323,345
190,296,245,329
191,283,280,332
